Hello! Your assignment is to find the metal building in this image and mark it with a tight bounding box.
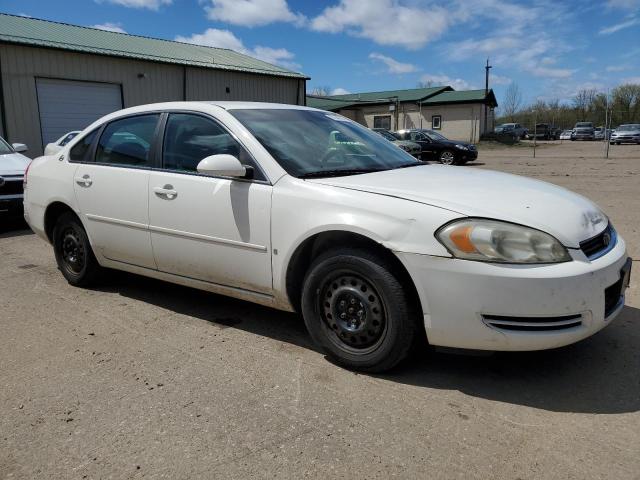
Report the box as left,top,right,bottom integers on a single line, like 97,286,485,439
0,14,308,156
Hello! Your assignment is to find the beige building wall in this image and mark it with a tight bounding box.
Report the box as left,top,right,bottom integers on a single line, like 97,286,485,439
337,102,494,143
0,43,304,155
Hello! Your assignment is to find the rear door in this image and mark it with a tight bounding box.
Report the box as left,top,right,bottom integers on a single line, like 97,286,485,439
148,112,273,294
72,114,161,269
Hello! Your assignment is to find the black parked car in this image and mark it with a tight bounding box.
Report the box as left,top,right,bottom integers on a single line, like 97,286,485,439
527,123,561,140
395,129,478,165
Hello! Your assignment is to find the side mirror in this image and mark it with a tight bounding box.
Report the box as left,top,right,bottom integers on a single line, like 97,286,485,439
12,143,28,153
196,154,246,178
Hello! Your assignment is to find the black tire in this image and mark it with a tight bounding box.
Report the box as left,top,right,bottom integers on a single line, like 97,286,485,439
301,248,419,373
439,149,456,165
53,212,102,287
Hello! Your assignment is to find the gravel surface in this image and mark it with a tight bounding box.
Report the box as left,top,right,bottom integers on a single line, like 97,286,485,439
1,141,639,479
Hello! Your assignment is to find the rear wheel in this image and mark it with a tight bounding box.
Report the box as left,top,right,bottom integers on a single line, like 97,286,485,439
439,150,456,165
53,212,102,287
301,248,419,372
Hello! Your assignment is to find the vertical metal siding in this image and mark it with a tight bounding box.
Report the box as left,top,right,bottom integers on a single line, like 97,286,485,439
0,43,302,156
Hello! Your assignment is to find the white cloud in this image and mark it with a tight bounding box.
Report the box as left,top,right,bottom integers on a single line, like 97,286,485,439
203,0,305,27
99,0,172,10
91,22,127,33
606,0,640,9
526,65,575,78
311,0,450,50
606,65,630,72
622,76,640,83
420,73,475,91
599,17,640,35
368,53,418,74
175,29,300,71
331,88,351,95
490,74,512,86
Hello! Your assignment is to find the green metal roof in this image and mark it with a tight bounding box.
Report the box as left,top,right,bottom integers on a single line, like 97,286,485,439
307,86,462,111
422,89,497,107
0,13,307,79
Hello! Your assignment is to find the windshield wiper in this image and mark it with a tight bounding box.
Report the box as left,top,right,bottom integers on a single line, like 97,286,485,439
298,168,387,178
394,162,424,169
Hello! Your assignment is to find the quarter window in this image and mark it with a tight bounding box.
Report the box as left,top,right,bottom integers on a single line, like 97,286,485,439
162,113,264,180
95,114,160,167
69,130,98,162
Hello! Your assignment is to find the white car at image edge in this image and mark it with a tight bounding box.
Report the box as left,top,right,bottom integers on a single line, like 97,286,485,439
0,136,30,217
23,102,632,372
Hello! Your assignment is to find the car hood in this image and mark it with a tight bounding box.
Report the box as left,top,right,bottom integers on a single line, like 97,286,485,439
0,152,30,175
307,165,607,247
612,129,640,135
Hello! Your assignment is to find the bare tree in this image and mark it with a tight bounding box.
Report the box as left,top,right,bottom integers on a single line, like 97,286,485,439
611,83,640,124
417,80,434,88
502,83,522,122
573,88,598,120
309,85,333,96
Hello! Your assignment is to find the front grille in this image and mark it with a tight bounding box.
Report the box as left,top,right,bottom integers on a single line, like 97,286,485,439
482,314,582,332
580,224,615,260
0,178,24,196
604,278,623,317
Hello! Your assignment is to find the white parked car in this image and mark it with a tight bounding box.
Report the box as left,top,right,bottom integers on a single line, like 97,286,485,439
559,130,573,140
23,102,632,372
44,131,81,156
0,136,30,218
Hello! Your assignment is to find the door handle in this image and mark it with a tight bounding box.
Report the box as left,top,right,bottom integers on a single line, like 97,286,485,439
154,184,178,200
74,174,92,187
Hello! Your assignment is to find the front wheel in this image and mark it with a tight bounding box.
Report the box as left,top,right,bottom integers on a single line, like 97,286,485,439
53,212,102,287
301,248,419,372
439,150,456,165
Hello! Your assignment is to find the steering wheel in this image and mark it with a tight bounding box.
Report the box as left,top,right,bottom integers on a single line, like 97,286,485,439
319,147,340,168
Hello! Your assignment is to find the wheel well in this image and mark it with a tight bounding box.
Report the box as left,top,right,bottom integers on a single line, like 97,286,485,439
285,231,422,315
44,202,77,242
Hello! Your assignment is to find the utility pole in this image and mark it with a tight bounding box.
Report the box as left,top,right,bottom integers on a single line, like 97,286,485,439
484,58,492,137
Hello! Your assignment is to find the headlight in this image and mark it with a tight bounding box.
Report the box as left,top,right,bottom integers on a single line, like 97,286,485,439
436,219,571,264
454,144,468,150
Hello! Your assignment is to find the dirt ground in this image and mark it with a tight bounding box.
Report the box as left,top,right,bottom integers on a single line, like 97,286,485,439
1,141,639,479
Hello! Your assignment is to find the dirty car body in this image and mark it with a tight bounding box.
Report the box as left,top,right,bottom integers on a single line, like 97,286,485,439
23,102,632,372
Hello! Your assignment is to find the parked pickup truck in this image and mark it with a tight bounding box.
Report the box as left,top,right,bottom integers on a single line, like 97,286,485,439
571,122,595,141
527,123,561,140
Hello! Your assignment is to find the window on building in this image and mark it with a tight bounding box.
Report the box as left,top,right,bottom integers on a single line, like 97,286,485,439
162,113,264,180
69,129,98,162
373,115,391,130
96,114,160,167
432,115,442,130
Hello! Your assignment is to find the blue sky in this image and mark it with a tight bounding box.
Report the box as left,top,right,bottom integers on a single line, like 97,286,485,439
2,0,639,108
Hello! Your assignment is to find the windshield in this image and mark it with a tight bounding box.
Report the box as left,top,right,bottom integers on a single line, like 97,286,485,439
423,130,447,141
230,109,420,178
617,124,640,131
376,130,398,142
576,122,593,128
0,137,14,155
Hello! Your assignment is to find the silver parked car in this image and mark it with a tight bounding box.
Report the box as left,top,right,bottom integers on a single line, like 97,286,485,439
610,124,640,145
494,123,527,139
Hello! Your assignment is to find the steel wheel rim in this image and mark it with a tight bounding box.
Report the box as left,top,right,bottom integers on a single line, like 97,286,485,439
440,151,455,164
60,227,85,274
319,272,387,353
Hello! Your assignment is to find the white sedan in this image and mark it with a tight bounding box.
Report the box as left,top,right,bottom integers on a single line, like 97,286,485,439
23,102,631,372
44,131,81,156
0,136,30,217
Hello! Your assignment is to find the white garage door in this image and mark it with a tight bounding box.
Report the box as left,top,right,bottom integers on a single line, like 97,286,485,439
36,78,123,145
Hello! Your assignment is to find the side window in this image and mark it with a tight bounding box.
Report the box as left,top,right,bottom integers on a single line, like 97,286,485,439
410,132,426,141
95,114,160,167
59,132,79,147
162,113,265,180
69,130,98,162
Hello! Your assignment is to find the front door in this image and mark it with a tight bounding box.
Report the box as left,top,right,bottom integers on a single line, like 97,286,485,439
148,113,273,294
410,132,435,160
72,114,160,269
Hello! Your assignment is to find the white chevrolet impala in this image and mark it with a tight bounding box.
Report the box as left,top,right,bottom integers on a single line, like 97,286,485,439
23,102,632,372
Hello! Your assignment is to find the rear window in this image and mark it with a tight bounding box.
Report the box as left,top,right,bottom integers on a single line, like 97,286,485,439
69,130,98,162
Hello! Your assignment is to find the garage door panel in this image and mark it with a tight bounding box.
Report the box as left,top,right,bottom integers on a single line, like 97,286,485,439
36,78,122,146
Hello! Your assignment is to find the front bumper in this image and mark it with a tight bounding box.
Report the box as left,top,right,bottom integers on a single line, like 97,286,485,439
459,149,478,161
0,196,24,217
611,135,640,143
396,236,630,351
572,132,595,140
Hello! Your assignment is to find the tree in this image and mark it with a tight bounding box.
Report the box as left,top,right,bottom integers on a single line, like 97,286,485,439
502,83,522,122
309,85,333,96
417,79,435,88
572,88,597,121
611,83,640,124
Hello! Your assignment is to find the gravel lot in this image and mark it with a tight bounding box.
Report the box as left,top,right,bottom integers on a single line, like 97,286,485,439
1,141,639,479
